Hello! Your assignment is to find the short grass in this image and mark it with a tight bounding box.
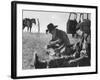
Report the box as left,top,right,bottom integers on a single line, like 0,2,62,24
22,32,78,69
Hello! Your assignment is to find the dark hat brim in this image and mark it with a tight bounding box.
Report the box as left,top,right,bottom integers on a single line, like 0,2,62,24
46,23,58,33
47,25,57,31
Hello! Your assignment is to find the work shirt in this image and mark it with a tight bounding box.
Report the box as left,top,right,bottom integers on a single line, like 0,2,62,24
50,29,72,55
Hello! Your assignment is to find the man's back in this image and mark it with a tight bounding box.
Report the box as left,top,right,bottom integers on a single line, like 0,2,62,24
55,29,70,46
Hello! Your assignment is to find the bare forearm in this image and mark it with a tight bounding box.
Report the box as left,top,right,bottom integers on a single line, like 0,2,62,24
49,39,60,45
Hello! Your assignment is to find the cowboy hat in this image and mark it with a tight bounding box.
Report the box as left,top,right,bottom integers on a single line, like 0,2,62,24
46,23,58,33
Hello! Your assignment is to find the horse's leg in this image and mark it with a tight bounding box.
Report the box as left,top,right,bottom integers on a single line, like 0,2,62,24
28,27,30,32
30,27,32,32
30,23,32,32
29,27,31,32
27,26,28,32
28,27,31,32
27,26,29,32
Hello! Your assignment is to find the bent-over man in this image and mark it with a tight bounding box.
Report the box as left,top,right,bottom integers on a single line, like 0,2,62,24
46,23,72,56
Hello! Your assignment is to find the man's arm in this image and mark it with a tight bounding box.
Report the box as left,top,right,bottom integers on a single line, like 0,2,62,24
68,56,84,64
68,50,88,64
49,39,60,45
60,32,70,47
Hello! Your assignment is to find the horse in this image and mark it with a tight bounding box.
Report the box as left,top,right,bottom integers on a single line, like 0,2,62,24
23,18,36,32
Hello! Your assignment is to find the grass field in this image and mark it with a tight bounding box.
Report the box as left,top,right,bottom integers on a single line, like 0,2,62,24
22,32,78,69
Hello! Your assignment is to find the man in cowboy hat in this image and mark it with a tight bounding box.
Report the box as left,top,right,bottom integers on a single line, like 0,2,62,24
46,23,72,56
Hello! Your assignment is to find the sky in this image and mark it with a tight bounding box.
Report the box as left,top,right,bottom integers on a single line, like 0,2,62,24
23,10,91,33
